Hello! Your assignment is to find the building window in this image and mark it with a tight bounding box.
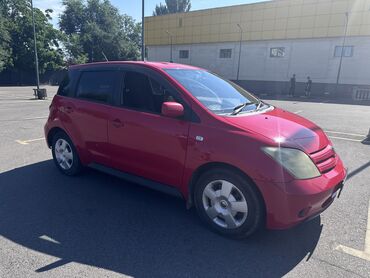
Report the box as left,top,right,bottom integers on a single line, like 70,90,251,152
334,46,353,57
179,50,189,59
270,47,285,58
179,18,183,27
219,49,232,58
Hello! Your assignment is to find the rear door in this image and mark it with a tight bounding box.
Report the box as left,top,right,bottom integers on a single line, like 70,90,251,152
60,70,119,166
108,67,191,187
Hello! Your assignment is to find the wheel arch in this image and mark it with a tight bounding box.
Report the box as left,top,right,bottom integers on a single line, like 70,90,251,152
47,126,92,166
47,127,66,148
187,162,266,215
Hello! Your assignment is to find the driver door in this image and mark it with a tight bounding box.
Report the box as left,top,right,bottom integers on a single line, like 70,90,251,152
108,68,191,187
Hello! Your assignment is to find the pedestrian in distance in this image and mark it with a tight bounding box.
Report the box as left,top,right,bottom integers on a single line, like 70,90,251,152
305,76,312,97
288,74,296,97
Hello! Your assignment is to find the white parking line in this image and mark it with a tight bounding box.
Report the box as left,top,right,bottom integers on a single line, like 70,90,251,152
23,116,48,120
39,235,60,244
336,200,370,261
325,130,367,137
294,110,303,114
0,100,51,104
328,136,364,142
0,116,48,122
15,138,44,145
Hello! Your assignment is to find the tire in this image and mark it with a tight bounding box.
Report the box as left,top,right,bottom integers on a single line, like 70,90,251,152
194,168,265,239
51,131,82,176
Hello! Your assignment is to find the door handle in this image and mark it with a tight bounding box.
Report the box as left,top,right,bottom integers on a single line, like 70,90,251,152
64,106,73,113
112,118,123,128
59,106,73,114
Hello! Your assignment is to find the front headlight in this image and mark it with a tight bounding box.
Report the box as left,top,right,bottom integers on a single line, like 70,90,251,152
262,147,321,179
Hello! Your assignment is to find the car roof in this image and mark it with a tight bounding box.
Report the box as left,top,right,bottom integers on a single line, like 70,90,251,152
69,61,202,71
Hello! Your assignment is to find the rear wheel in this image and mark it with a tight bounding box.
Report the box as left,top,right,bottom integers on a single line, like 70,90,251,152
51,131,82,176
194,168,265,238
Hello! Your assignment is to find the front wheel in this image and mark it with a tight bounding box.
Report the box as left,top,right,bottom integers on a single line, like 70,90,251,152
194,168,265,239
51,131,82,176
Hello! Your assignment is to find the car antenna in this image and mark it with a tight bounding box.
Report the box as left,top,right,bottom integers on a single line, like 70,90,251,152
102,51,108,61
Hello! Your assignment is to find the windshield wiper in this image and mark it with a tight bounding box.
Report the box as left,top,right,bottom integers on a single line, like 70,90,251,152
255,100,264,111
231,100,265,115
231,102,256,115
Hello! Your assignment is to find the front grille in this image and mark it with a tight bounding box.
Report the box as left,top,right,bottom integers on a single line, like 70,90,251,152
309,145,336,174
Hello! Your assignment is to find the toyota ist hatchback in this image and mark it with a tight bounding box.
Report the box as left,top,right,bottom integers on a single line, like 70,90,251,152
45,61,347,238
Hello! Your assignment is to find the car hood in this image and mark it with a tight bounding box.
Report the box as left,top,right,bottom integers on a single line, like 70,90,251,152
224,107,330,154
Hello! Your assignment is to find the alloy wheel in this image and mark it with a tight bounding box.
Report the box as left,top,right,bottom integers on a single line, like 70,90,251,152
202,180,248,229
54,138,74,170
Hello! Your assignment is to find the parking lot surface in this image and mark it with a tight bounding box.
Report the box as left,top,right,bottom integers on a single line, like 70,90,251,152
0,86,369,278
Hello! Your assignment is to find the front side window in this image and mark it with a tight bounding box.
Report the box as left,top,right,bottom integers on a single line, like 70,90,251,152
334,46,353,57
76,71,116,103
179,50,189,59
122,71,177,114
165,69,262,115
220,49,232,59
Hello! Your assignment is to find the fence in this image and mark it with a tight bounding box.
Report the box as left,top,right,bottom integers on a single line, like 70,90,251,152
0,69,66,86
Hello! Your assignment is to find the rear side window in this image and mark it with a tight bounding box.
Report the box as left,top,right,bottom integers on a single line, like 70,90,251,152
57,72,71,97
76,71,116,103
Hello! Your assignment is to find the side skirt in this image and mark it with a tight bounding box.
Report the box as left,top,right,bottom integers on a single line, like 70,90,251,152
89,163,184,199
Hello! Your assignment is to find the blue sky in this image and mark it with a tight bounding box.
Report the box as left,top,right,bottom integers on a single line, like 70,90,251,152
111,0,266,21
34,0,266,26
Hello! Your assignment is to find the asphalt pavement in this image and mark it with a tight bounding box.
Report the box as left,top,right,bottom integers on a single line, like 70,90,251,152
0,86,369,278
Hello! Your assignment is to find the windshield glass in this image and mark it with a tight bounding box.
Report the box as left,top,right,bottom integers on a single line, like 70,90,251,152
165,69,261,115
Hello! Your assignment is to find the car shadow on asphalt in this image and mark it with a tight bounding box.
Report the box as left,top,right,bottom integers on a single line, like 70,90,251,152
0,160,323,278
347,161,370,180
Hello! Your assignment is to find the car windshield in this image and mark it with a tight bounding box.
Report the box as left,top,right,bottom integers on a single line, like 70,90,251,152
165,69,262,115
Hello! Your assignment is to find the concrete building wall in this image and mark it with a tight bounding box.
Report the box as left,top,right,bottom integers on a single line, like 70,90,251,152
148,36,370,86
144,0,370,46
144,0,370,97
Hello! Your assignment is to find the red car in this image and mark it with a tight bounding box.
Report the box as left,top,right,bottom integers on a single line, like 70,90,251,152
44,61,347,238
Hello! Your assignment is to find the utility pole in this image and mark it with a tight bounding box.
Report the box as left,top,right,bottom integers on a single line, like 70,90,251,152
166,30,173,62
236,24,243,81
336,12,349,88
141,0,145,61
30,0,40,90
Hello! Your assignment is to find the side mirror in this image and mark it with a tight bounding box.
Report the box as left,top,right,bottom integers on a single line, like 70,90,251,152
161,102,184,118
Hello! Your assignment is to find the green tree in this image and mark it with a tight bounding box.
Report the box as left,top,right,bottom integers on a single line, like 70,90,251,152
1,0,64,73
153,0,191,16
0,2,12,71
153,3,168,16
60,0,141,63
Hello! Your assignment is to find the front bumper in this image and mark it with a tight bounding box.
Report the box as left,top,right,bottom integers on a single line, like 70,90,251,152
257,159,347,230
